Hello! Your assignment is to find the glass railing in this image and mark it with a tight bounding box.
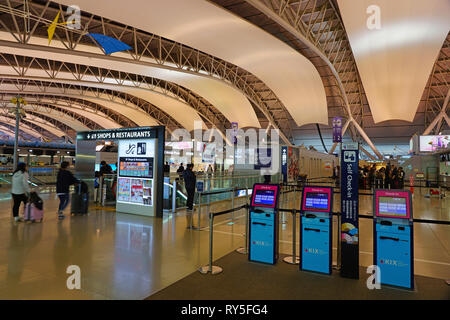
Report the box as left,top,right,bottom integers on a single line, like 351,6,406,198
164,173,282,211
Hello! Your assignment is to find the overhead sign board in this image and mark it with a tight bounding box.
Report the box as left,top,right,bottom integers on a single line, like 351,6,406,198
77,127,161,141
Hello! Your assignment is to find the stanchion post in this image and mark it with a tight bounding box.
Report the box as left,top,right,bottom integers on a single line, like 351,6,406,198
237,183,249,254
283,209,299,264
195,192,202,230
172,180,177,213
199,213,223,275
334,213,341,270
101,177,106,206
231,187,235,221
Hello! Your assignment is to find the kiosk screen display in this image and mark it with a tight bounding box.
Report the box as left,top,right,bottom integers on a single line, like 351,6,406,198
378,196,408,217
119,157,153,179
304,192,330,211
253,189,276,206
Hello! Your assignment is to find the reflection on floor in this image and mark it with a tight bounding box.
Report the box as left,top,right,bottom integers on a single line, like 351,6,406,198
0,191,448,299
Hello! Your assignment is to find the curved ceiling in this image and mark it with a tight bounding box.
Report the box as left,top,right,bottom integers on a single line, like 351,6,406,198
55,0,328,127
337,0,450,123
0,127,14,138
0,94,121,129
1,68,206,130
0,115,58,137
23,107,89,132
0,31,260,128
0,81,160,127
0,123,39,139
22,116,68,137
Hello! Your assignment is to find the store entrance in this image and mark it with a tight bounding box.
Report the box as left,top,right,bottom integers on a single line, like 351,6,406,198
75,126,165,217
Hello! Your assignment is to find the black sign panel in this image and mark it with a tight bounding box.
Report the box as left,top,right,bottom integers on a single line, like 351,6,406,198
76,127,162,141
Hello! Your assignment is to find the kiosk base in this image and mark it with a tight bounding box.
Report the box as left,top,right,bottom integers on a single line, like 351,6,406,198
340,243,359,279
283,256,300,265
198,266,223,275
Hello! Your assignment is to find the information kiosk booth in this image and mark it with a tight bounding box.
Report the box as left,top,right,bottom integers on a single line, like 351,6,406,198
248,184,280,264
300,186,333,274
373,190,414,289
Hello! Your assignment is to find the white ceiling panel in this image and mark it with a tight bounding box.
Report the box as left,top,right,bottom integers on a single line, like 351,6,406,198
0,31,260,128
338,0,450,123
53,0,328,126
0,81,160,127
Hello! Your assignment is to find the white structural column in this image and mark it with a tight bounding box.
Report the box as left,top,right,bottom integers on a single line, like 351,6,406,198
245,0,383,159
423,88,450,135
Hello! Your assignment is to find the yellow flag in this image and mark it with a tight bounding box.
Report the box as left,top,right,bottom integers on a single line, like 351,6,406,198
47,10,61,45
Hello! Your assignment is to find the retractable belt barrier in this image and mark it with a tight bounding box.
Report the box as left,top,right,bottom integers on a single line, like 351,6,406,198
198,183,449,277
199,203,249,275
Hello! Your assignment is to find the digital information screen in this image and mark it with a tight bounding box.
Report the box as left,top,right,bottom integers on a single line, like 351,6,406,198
378,196,408,217
253,189,276,206
304,192,330,211
119,157,153,179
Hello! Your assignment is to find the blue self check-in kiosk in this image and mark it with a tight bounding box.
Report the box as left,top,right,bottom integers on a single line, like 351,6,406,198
300,186,333,274
373,190,414,289
248,184,280,264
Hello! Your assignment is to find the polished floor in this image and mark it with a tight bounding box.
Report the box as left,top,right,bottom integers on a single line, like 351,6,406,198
0,190,448,299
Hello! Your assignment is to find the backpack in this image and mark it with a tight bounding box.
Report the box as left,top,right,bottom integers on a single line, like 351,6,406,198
29,191,43,211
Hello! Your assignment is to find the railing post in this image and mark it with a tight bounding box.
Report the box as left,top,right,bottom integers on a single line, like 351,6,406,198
196,192,202,230
172,180,177,213
199,213,223,275
283,209,299,264
101,176,106,206
231,187,235,221
237,182,249,254
334,213,342,270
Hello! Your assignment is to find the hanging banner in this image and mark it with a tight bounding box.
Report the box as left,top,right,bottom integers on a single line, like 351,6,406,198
340,144,359,279
288,147,300,183
202,143,216,164
332,117,343,143
281,146,288,183
231,122,239,145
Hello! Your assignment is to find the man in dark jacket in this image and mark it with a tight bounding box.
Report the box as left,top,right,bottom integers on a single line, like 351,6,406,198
99,161,112,176
183,163,196,212
56,161,79,219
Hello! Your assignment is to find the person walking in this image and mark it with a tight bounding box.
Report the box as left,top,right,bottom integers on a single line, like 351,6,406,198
207,164,213,177
56,161,79,220
398,167,405,189
177,163,185,175
99,161,112,176
183,163,196,212
164,161,170,175
11,162,30,222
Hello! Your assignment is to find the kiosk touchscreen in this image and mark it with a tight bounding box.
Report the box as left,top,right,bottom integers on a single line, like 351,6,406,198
373,190,414,289
300,186,333,274
248,184,280,264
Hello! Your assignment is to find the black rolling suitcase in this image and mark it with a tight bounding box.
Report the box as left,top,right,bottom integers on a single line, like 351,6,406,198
71,181,89,215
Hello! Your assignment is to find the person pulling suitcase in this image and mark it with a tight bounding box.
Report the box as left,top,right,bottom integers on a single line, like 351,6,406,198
56,161,79,220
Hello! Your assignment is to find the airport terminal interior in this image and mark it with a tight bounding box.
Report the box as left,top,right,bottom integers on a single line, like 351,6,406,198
0,0,449,301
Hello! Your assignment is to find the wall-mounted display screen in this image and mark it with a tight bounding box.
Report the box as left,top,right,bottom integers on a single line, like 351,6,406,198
304,192,330,211
419,135,449,152
378,196,408,217
119,157,153,179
